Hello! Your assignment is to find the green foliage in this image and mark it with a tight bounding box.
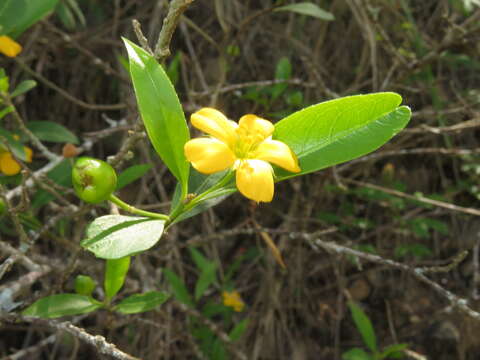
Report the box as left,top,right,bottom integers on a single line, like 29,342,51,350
10,80,37,98
163,268,195,307
116,164,153,190
344,301,407,359
0,128,27,161
55,0,86,30
114,291,170,314
274,93,411,180
81,215,165,259
274,2,335,21
189,247,218,300
32,159,72,208
162,248,250,359
104,257,131,302
24,258,169,318
22,294,101,318
27,121,79,144
348,302,377,353
0,0,60,37
123,38,190,198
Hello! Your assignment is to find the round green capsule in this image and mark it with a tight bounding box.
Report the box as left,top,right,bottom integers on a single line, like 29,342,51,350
72,157,117,204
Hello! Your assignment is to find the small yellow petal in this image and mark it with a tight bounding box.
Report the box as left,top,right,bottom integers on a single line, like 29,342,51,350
0,36,22,58
236,160,274,202
0,152,21,175
255,139,300,173
24,147,33,163
191,108,238,145
222,291,245,312
237,114,274,140
184,138,236,174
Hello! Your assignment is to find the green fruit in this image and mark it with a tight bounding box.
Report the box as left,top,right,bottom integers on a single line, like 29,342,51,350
74,275,96,296
72,157,117,204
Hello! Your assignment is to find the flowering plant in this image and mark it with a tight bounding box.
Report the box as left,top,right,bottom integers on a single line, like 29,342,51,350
23,38,411,320
68,39,411,260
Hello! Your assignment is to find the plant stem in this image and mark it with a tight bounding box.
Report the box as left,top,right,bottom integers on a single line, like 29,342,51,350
109,195,169,221
168,171,235,224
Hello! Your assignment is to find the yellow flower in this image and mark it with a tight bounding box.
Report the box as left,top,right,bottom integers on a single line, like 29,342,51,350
0,147,32,176
0,36,22,58
222,290,245,312
184,108,300,202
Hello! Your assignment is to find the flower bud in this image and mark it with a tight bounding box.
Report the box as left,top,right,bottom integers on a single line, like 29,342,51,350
72,157,117,204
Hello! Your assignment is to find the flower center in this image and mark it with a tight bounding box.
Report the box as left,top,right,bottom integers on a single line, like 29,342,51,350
233,125,265,159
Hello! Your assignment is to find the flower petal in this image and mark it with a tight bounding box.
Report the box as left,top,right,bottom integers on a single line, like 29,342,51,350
24,147,33,163
255,139,300,173
236,160,274,202
237,114,274,140
0,36,22,58
184,138,235,174
0,152,21,176
191,108,238,145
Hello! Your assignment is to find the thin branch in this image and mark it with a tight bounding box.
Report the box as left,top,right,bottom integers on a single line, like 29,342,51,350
154,0,195,62
296,232,480,322
2,315,140,360
342,178,480,217
14,58,126,111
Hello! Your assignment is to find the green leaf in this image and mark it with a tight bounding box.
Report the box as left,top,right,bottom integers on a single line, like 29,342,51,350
274,93,411,180
116,164,152,190
274,2,335,21
189,247,212,270
380,343,408,359
229,318,249,341
170,170,236,224
104,256,130,301
195,263,217,300
11,80,37,98
0,127,26,160
271,57,291,100
348,302,377,353
123,38,190,196
81,215,165,259
342,348,373,360
31,159,72,208
163,268,194,307
0,106,13,120
26,121,79,144
115,291,170,314
275,57,292,80
189,248,218,300
22,294,101,318
0,0,60,38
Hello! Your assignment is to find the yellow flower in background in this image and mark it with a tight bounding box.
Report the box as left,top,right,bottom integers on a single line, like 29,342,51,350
184,108,300,202
0,36,22,58
0,147,32,176
222,290,245,312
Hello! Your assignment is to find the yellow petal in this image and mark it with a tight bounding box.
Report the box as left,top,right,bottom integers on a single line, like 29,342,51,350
237,114,274,140
0,36,22,58
24,147,33,163
191,108,238,146
236,160,274,202
255,139,300,173
0,152,21,175
184,138,236,174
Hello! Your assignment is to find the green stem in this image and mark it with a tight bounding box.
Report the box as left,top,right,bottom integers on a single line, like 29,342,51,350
168,170,235,224
109,194,169,221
